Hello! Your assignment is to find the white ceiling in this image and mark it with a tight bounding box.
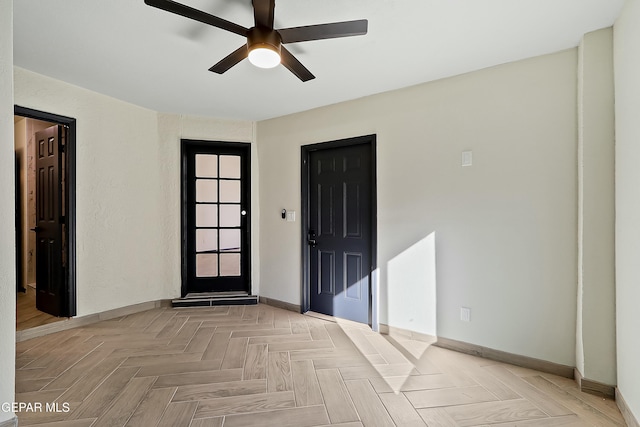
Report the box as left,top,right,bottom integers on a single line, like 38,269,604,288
13,0,625,121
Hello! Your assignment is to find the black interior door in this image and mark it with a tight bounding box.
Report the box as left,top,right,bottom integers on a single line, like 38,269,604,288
308,142,373,324
183,140,251,295
34,125,66,316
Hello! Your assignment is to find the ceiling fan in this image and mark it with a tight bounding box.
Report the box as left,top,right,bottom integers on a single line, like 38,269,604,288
144,0,368,81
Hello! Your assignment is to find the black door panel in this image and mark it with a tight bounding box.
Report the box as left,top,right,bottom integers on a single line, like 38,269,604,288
308,142,373,324
182,141,251,295
34,125,66,316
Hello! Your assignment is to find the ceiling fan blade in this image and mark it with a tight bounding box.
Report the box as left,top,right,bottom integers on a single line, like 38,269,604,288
280,47,315,82
279,20,368,44
209,45,248,74
252,0,275,29
145,0,248,37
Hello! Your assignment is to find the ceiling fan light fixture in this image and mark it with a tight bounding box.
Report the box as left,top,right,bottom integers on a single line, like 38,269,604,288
247,27,282,69
248,45,281,68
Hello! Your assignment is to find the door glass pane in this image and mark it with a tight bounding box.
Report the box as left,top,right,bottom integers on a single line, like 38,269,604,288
196,229,218,252
220,253,241,276
196,154,218,178
220,204,241,227
220,180,241,203
196,180,218,202
220,155,241,179
220,229,241,252
196,205,218,227
196,254,218,277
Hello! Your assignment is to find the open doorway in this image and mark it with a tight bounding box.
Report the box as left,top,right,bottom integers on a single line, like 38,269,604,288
14,106,77,331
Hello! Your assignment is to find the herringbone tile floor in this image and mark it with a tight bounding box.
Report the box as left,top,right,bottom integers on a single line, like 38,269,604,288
15,304,625,426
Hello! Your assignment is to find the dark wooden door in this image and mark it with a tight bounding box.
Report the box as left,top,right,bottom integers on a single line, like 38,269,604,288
34,125,66,316
308,142,373,324
183,141,251,295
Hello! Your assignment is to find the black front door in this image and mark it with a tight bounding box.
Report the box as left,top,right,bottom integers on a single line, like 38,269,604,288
34,125,66,316
305,137,375,324
182,140,251,295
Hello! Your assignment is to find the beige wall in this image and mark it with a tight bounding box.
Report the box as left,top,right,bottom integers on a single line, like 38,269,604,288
614,0,640,421
0,0,16,423
156,113,257,298
14,68,255,317
257,49,579,366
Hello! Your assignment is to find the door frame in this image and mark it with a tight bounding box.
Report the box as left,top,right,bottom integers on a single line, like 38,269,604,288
180,139,252,297
300,134,377,327
14,105,77,317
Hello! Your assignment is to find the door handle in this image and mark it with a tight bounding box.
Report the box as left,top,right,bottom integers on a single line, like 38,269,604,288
30,227,41,232
308,230,317,248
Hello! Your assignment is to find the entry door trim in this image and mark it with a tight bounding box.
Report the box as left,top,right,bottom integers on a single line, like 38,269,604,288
180,139,252,297
301,134,377,325
15,105,77,317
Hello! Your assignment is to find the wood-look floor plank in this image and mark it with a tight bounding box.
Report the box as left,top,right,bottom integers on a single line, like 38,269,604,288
173,379,266,401
184,326,215,353
16,377,53,393
523,375,625,426
307,321,331,341
57,357,127,403
488,414,586,426
378,391,427,426
92,376,156,427
339,363,420,380
42,349,111,391
291,359,324,407
18,419,97,427
201,331,232,362
221,405,330,427
122,352,203,368
344,379,395,427
416,408,459,427
249,334,313,345
483,365,574,417
194,391,296,418
268,339,334,352
325,324,357,349
244,343,268,380
268,351,293,392
369,373,455,393
157,401,198,427
444,399,548,426
136,360,222,377
190,416,224,427
316,369,359,424
405,385,498,409
155,316,188,340
221,337,249,369
153,369,243,388
168,320,201,346
69,366,140,419
124,387,176,427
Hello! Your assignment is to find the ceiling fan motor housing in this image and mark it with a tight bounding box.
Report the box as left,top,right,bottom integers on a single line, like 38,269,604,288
247,27,282,55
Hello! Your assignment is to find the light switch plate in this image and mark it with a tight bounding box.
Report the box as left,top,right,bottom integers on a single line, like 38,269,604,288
462,151,473,167
461,307,471,322
286,211,296,222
